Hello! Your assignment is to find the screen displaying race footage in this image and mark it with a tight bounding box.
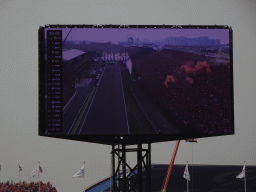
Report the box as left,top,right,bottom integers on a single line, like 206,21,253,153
41,26,233,138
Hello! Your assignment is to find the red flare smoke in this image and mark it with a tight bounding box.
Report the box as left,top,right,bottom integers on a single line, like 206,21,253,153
164,75,176,88
181,61,211,73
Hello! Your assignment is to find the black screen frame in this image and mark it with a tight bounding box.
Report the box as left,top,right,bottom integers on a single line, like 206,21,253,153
38,25,234,145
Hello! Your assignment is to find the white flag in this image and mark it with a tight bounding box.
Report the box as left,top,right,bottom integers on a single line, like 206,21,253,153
183,164,190,181
73,164,85,178
126,166,130,176
236,164,245,179
31,165,39,179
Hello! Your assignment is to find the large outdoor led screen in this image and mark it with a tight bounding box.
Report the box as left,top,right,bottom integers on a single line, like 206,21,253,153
39,25,233,144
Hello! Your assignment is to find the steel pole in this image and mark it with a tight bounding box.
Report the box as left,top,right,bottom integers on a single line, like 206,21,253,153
244,161,246,192
187,177,189,192
38,162,40,192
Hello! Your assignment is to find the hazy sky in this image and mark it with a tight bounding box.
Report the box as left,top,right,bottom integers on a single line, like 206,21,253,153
0,1,256,192
45,28,230,44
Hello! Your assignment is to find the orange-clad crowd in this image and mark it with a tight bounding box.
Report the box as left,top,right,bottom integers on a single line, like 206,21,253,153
0,181,57,192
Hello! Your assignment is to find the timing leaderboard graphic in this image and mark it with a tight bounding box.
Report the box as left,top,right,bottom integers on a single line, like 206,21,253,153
39,25,234,144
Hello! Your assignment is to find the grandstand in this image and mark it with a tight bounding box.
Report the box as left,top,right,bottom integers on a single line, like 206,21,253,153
85,164,256,192
0,181,57,191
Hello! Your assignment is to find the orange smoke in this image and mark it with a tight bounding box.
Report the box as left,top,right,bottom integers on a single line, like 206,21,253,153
181,61,211,73
164,75,176,88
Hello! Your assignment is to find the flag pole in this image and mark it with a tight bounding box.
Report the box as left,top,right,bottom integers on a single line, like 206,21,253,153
191,143,193,192
39,161,40,192
244,161,246,192
187,161,189,192
128,161,130,191
84,162,85,192
110,151,112,192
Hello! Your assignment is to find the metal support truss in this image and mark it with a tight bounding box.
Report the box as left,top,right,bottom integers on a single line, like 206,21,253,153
111,143,151,192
